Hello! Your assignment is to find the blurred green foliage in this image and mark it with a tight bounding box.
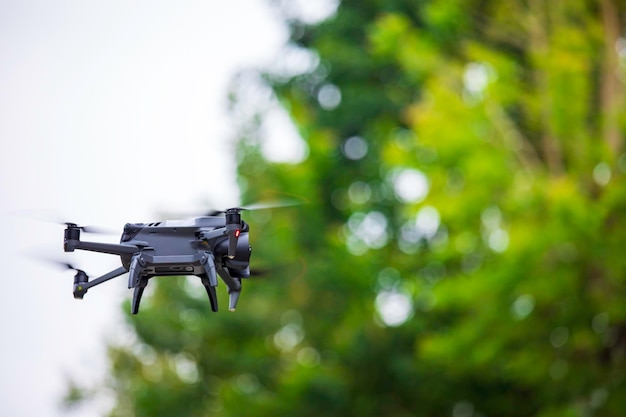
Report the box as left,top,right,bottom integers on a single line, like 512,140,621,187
75,0,626,416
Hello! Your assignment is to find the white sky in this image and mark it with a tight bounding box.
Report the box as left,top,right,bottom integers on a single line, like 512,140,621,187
0,1,298,415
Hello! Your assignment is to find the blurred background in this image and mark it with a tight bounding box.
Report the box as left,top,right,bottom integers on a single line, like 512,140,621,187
3,0,626,416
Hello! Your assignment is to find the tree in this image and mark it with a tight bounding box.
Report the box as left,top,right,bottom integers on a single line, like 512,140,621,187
73,1,626,416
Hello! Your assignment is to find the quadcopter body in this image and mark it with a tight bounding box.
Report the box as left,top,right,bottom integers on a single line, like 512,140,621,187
63,209,251,314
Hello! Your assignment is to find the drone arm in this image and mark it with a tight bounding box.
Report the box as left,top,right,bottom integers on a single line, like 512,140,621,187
73,266,128,299
83,266,128,289
197,225,239,259
197,228,227,241
65,239,143,256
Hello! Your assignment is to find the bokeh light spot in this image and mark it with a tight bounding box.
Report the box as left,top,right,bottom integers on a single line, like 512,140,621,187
274,323,304,352
342,136,368,160
377,267,402,290
392,168,429,203
174,353,200,384
590,387,609,409
464,62,490,96
235,373,260,394
348,181,372,204
317,83,341,110
345,211,389,254
416,206,440,240
297,347,321,368
511,294,535,320
593,162,611,186
481,205,502,230
375,290,413,327
550,326,569,348
453,401,475,417
488,228,509,253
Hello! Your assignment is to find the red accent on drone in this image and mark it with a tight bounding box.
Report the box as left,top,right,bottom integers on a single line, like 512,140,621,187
235,229,240,237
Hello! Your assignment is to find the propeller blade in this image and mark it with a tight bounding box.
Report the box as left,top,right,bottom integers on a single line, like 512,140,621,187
159,194,308,219
64,222,115,234
57,261,79,271
31,256,86,273
4,210,116,234
207,198,307,216
239,198,306,211
249,269,269,278
247,257,307,279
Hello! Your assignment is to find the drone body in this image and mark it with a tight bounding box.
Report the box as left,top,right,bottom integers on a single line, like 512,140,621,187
63,209,251,314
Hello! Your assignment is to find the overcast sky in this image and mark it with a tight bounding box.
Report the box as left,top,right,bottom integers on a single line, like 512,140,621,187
0,1,313,415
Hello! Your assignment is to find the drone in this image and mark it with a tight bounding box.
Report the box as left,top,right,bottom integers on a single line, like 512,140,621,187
61,204,279,315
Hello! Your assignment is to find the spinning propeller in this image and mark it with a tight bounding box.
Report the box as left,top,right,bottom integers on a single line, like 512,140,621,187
205,197,306,260
41,259,90,299
63,222,113,235
204,197,306,216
